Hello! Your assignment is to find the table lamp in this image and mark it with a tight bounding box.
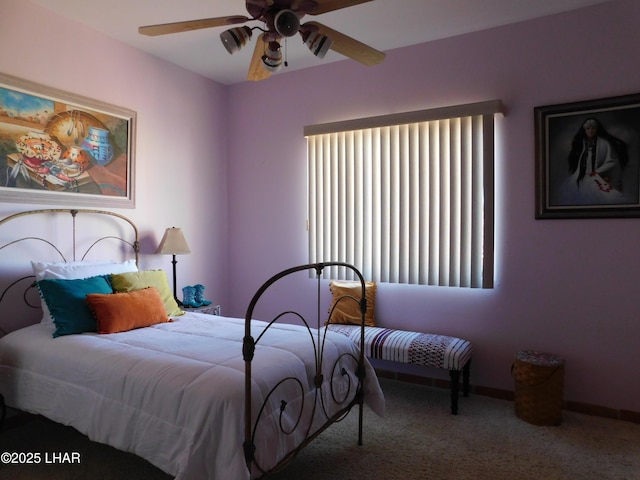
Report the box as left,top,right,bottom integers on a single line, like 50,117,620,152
156,227,191,304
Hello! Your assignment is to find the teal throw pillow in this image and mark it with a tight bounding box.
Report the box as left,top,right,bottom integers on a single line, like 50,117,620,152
37,275,114,338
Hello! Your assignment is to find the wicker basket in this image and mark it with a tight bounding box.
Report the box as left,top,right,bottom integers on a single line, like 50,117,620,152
513,350,564,426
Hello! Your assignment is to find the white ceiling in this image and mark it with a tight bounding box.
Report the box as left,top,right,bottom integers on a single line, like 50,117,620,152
28,0,611,86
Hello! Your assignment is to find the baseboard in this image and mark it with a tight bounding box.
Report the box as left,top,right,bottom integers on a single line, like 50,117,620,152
374,368,640,425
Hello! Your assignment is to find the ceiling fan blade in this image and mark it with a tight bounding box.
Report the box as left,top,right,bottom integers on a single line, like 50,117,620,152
309,0,374,15
304,21,385,66
139,15,250,36
247,34,271,81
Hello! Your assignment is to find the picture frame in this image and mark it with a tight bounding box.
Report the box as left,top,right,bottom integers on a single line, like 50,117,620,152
535,93,640,219
0,73,136,208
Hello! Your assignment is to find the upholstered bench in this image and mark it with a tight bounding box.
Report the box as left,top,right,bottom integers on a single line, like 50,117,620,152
327,324,472,414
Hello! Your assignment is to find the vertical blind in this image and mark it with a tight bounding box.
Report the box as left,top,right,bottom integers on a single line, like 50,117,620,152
305,101,501,288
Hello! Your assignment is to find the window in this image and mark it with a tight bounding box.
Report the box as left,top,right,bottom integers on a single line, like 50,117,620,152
305,100,502,288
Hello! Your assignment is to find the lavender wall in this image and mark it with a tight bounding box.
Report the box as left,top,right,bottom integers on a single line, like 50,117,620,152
0,0,230,313
226,0,640,412
2,0,638,413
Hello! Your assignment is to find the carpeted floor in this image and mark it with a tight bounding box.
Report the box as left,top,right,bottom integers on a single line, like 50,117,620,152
1,378,639,479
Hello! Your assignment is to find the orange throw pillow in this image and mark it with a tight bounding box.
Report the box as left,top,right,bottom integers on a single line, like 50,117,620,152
86,287,170,334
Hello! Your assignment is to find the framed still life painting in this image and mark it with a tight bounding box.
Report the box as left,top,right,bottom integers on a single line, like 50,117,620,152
535,93,640,219
0,73,136,208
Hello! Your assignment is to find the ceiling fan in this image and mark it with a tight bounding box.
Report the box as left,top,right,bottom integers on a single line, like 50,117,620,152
138,0,385,81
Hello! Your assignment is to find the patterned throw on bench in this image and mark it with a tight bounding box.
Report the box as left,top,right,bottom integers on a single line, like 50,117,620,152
327,324,472,371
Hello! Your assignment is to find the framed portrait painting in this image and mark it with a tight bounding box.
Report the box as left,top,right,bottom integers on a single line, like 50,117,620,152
535,93,640,219
0,73,135,208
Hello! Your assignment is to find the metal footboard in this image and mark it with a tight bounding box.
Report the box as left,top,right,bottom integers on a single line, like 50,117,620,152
242,262,367,477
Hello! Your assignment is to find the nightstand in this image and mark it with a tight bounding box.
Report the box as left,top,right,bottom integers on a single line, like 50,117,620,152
182,304,221,316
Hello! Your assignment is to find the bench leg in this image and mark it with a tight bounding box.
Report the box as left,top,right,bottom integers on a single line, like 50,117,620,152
449,360,471,415
462,360,471,397
449,370,460,415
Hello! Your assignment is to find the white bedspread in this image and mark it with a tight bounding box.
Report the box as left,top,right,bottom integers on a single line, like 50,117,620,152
0,313,384,479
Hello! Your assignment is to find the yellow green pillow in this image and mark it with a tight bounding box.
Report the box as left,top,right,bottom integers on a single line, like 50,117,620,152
328,280,376,326
109,270,184,316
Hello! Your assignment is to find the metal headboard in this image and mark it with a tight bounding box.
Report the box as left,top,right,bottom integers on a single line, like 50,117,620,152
0,208,140,335
0,208,139,263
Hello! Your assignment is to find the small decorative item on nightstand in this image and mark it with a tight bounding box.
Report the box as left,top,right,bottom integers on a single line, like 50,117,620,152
182,285,198,307
181,284,213,308
193,284,211,306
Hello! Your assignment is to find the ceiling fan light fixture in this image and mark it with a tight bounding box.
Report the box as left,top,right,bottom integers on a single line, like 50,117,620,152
262,41,283,72
140,1,386,82
302,31,333,59
274,10,300,37
220,26,252,54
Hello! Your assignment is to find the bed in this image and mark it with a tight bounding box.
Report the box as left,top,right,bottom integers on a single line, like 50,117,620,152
0,209,385,480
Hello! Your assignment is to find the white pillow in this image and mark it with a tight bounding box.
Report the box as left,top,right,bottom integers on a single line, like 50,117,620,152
32,259,138,281
32,259,138,324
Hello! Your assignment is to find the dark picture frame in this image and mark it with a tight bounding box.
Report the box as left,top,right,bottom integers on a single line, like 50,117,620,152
535,93,640,219
0,73,136,208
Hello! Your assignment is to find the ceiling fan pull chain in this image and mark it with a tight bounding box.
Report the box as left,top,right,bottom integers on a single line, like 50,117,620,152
284,37,288,67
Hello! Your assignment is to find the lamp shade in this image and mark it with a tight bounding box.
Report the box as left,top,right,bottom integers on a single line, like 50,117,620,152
156,227,191,255
220,26,252,54
302,30,333,59
262,41,283,72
